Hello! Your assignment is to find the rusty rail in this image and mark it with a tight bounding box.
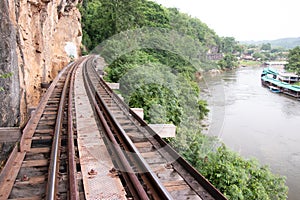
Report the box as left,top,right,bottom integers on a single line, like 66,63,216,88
83,58,152,199
46,59,83,199
82,55,227,200
83,57,173,199
0,55,227,199
46,63,73,199
68,59,81,200
0,60,83,199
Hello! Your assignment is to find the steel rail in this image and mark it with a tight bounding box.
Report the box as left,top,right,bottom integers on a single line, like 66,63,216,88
85,56,227,200
90,76,173,199
20,62,72,153
0,60,82,199
96,88,173,200
127,103,227,199
82,59,150,200
107,77,227,200
46,63,74,200
68,60,82,200
83,58,173,199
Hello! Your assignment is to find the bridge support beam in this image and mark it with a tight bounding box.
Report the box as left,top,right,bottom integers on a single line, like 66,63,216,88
149,124,176,138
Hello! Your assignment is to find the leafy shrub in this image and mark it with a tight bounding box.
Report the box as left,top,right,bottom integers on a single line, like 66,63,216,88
197,145,288,200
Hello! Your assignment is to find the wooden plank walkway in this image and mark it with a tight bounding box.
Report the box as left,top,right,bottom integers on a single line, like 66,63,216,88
74,63,126,199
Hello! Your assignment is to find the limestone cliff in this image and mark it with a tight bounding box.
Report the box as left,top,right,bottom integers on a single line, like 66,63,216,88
0,0,82,126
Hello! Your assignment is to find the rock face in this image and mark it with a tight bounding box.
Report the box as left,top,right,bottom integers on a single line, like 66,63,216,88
0,0,20,127
0,0,82,126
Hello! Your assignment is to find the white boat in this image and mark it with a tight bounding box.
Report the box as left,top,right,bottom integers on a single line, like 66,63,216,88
269,86,281,93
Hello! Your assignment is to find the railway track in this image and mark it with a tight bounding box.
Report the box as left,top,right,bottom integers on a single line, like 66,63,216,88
0,58,84,200
82,56,227,200
0,55,226,199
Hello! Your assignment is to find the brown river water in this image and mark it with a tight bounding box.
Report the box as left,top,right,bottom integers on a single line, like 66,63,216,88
199,66,300,200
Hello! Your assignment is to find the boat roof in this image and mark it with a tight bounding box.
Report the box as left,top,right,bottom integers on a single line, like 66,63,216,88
262,67,278,75
264,61,288,65
262,76,300,92
278,71,299,78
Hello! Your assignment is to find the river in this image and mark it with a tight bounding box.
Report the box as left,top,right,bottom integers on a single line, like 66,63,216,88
199,66,300,200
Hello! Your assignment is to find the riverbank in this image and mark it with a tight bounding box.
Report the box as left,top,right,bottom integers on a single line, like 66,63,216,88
203,60,262,77
239,60,262,67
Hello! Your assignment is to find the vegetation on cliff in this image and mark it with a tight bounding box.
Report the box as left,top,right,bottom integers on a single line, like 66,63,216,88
0,72,13,91
80,0,288,199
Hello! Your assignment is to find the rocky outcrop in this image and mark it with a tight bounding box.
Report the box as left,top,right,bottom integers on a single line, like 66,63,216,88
0,0,82,126
0,0,19,127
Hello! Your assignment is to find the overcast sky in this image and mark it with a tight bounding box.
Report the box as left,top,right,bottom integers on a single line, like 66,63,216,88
153,0,300,41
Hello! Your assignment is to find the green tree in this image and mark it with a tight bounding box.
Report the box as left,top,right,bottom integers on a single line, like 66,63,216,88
218,54,238,69
81,0,170,50
104,50,159,82
253,52,264,60
137,0,170,28
285,46,300,75
261,43,272,51
246,49,254,55
220,37,238,53
128,83,183,125
118,62,206,125
234,44,245,56
81,0,141,50
270,47,283,53
167,8,219,47
263,52,271,60
198,145,288,200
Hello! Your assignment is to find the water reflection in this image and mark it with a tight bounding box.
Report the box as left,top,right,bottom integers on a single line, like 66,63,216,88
281,99,300,117
200,66,300,200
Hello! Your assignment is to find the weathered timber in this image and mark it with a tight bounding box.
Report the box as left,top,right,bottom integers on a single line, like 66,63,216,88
0,127,21,142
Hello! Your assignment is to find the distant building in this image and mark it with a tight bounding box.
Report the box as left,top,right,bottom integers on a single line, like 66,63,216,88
241,54,254,60
278,71,300,84
206,53,223,60
206,46,223,60
263,61,288,69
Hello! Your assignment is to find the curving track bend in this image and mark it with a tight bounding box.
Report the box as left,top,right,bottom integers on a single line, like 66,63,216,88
82,56,226,200
0,56,226,200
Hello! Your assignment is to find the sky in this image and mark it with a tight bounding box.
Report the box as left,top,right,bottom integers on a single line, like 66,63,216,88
153,0,300,41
